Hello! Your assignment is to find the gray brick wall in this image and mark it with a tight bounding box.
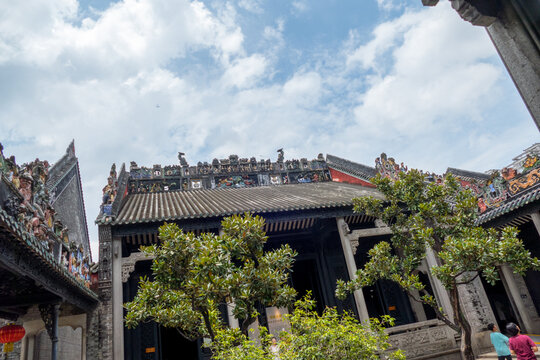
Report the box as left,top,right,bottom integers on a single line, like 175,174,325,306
84,307,100,360
98,225,113,360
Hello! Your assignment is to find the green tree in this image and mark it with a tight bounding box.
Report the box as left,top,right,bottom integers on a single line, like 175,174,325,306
336,170,540,360
125,213,297,341
211,296,405,360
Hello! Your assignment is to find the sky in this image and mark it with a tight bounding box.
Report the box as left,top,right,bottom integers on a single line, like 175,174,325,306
1,0,538,260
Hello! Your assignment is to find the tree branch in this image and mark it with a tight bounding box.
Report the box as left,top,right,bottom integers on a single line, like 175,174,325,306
417,289,460,332
455,273,479,285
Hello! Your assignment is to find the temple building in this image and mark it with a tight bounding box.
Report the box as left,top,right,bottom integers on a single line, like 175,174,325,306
95,144,540,360
0,142,98,360
2,142,537,360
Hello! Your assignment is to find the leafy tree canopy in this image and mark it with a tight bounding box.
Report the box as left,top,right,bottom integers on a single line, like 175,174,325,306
336,170,540,360
125,213,297,341
211,296,405,360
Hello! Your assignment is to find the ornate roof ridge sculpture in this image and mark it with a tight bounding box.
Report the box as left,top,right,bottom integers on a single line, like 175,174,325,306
97,151,332,222
374,143,540,224
0,143,94,290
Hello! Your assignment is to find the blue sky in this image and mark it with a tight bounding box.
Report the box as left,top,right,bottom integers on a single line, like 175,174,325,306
0,0,538,259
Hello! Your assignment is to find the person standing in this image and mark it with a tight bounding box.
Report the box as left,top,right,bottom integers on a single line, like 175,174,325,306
269,337,280,360
506,323,538,360
488,323,512,360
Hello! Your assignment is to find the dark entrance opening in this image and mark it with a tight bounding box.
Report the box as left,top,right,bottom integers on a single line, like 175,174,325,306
354,236,415,325
520,221,540,316
481,275,519,332
291,258,325,314
159,326,199,360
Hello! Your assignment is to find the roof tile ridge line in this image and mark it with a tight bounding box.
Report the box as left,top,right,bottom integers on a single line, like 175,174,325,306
48,141,76,175
445,167,489,179
161,191,171,220
187,188,222,216
140,189,153,223
170,191,189,220
180,189,207,217
177,190,198,218
47,158,78,191
74,158,92,261
194,188,228,215
157,191,164,220
330,164,373,182
326,154,376,171
281,183,323,205
221,185,275,212
220,185,276,215
274,185,313,211
148,192,156,223
266,185,308,210
205,188,243,217
123,191,143,224
161,189,172,220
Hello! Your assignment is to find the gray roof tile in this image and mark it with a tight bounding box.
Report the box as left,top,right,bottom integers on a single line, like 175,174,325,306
326,154,377,182
111,181,381,225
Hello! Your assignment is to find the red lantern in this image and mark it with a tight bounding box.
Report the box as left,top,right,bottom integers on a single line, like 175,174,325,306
0,324,25,353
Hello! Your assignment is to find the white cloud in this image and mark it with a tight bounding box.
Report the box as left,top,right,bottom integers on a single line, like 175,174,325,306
221,54,268,88
237,0,263,14
0,0,245,71
283,72,322,105
346,2,500,137
376,0,405,11
291,1,308,14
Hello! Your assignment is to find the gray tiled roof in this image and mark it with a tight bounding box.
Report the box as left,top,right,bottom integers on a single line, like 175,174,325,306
0,208,98,300
446,167,490,181
326,154,377,182
111,181,382,225
477,187,540,224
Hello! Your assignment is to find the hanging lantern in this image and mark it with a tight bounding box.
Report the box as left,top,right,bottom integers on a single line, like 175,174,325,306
0,324,25,353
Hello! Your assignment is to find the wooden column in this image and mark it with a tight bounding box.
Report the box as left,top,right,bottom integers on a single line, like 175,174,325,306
336,217,369,322
51,304,60,360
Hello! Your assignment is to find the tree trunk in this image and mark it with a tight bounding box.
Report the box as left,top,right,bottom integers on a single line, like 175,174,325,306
450,284,475,360
460,323,474,360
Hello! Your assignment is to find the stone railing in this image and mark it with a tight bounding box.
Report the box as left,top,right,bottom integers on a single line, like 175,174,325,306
387,319,459,359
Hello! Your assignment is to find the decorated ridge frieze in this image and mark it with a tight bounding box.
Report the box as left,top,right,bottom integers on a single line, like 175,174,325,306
111,151,331,197
0,143,92,288
375,144,540,215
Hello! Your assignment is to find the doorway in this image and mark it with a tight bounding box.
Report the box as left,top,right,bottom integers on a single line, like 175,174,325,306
481,275,519,332
159,326,199,360
290,258,325,314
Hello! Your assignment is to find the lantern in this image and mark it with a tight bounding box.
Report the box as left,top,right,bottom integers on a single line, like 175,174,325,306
0,324,25,353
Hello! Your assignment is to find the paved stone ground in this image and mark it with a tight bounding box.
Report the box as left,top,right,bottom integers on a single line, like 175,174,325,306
477,334,540,359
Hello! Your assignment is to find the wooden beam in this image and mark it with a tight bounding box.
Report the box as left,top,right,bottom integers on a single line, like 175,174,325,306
349,226,392,239
0,294,62,308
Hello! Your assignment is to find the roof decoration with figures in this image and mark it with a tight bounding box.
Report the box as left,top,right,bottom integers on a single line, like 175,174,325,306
98,150,332,221
373,144,540,224
0,143,95,290
96,144,540,226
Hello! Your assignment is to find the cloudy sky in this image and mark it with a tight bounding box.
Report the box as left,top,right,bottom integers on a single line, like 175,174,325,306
1,0,538,259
